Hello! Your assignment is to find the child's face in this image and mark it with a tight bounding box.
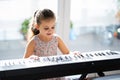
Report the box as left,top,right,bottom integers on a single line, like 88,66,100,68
39,19,56,38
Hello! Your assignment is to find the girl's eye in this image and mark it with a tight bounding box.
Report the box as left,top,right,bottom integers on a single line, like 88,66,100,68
51,27,55,29
44,28,49,30
44,27,55,30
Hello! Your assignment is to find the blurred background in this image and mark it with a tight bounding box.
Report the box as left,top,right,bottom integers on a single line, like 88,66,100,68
0,0,120,60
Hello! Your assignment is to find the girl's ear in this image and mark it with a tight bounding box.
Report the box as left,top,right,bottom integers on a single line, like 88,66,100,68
34,23,39,30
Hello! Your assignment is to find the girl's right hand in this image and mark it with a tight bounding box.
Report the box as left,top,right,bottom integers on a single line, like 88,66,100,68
70,51,81,55
29,55,39,60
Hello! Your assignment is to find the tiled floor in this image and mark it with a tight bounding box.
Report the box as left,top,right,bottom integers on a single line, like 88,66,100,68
92,73,120,80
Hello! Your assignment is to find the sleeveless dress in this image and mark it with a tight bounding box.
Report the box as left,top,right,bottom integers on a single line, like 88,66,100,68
33,35,58,57
32,35,66,80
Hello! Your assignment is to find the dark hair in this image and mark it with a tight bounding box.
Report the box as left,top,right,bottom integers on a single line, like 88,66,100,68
27,9,56,40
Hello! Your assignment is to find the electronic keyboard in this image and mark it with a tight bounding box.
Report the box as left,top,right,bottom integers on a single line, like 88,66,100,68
0,50,120,80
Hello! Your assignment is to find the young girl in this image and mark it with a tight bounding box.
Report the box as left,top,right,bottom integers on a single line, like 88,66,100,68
23,9,70,80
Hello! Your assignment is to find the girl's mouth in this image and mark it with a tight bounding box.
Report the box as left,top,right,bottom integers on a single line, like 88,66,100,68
47,33,52,35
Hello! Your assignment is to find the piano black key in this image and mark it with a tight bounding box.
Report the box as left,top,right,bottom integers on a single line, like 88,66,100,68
55,56,64,62
47,57,51,61
98,53,102,56
68,56,72,60
86,54,90,57
80,54,84,58
110,51,119,55
64,56,72,61
101,52,106,56
95,53,98,56
76,54,81,59
74,55,78,59
106,52,111,55
89,54,94,57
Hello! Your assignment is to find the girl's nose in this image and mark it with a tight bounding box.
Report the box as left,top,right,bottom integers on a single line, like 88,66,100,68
48,28,53,32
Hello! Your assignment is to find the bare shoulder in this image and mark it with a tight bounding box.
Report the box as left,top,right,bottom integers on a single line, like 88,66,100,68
53,34,62,42
26,37,35,47
24,37,36,58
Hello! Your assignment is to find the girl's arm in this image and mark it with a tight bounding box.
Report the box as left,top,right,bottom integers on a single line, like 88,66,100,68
23,39,35,58
57,36,70,54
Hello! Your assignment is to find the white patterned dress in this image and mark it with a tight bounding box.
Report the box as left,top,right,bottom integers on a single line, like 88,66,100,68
32,34,66,80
